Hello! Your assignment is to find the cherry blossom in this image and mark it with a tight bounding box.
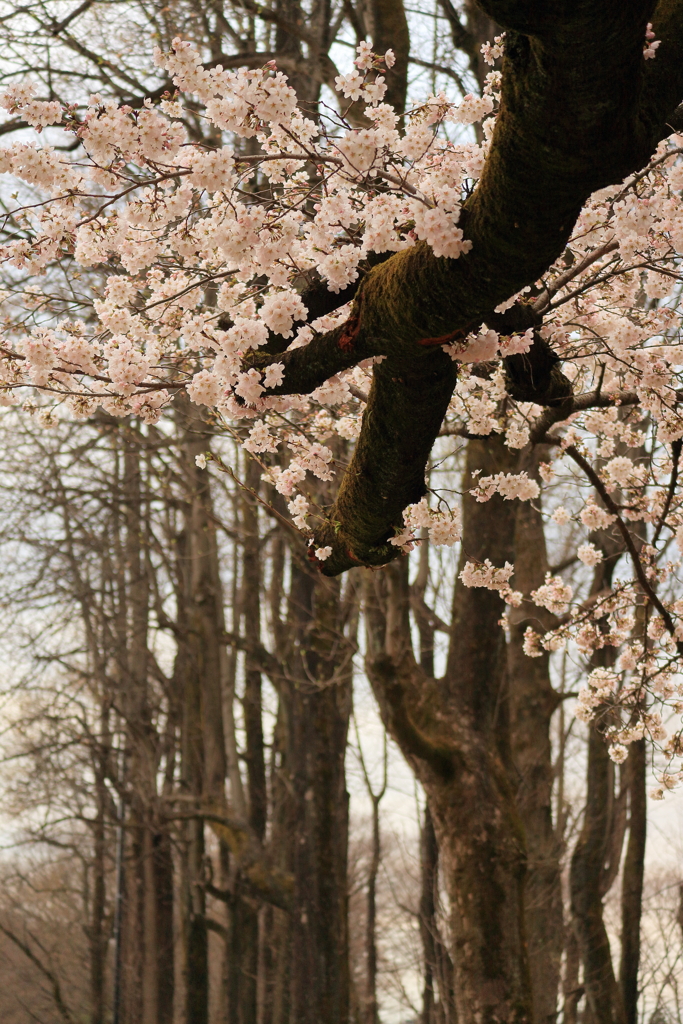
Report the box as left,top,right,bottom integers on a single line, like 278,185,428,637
2,35,683,793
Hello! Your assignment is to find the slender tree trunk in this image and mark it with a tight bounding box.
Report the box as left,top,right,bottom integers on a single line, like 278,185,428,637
121,814,145,1024
186,817,209,1023
570,524,631,1024
570,715,626,1024
268,707,292,1024
90,738,108,1024
507,450,563,1024
243,457,267,839
420,806,456,1024
155,828,175,1024
365,793,381,1024
226,883,241,1024
239,456,267,1024
174,396,230,1024
357,726,387,1024
619,739,646,1024
365,0,410,114
285,675,351,1024
175,535,209,1024
464,0,500,89
142,823,160,1024
120,428,156,1024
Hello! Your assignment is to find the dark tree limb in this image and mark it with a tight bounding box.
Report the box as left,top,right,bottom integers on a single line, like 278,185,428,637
569,521,632,1024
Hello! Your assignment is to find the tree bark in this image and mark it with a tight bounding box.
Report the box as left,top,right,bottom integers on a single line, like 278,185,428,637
365,438,532,1024
507,449,563,1024
570,520,632,1024
118,427,160,1024
154,828,175,1024
284,558,352,1024
89,728,108,1024
420,807,437,1024
366,0,410,114
356,726,387,1024
420,805,456,1024
619,739,646,1024
570,716,626,1024
174,396,230,1024
239,456,267,1024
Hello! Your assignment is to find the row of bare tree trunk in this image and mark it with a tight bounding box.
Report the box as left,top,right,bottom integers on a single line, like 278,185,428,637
0,403,651,1024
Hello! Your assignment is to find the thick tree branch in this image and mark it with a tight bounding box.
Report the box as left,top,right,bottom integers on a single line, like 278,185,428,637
253,1,683,575
363,564,459,776
168,810,293,910
529,389,640,445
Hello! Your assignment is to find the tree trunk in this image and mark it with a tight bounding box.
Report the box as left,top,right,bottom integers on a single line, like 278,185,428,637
570,523,631,1024
570,716,626,1024
273,551,353,1024
619,739,646,1024
174,396,230,1024
366,439,533,1024
121,813,145,1024
365,0,410,115
267,706,292,1024
507,450,563,1024
420,808,437,1024
155,828,175,1024
420,806,456,1024
142,823,160,1024
119,428,159,1024
90,738,107,1024
239,456,267,1024
186,817,209,1024
359,733,386,1024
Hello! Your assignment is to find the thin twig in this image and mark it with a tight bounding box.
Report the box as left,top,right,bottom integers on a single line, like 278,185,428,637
564,443,683,653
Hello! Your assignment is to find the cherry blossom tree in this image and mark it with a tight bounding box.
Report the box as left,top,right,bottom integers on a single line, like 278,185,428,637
3,2,683,1022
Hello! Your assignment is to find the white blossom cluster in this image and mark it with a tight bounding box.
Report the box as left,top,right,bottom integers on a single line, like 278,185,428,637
470,470,540,503
459,559,522,606
390,496,462,551
0,39,498,422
